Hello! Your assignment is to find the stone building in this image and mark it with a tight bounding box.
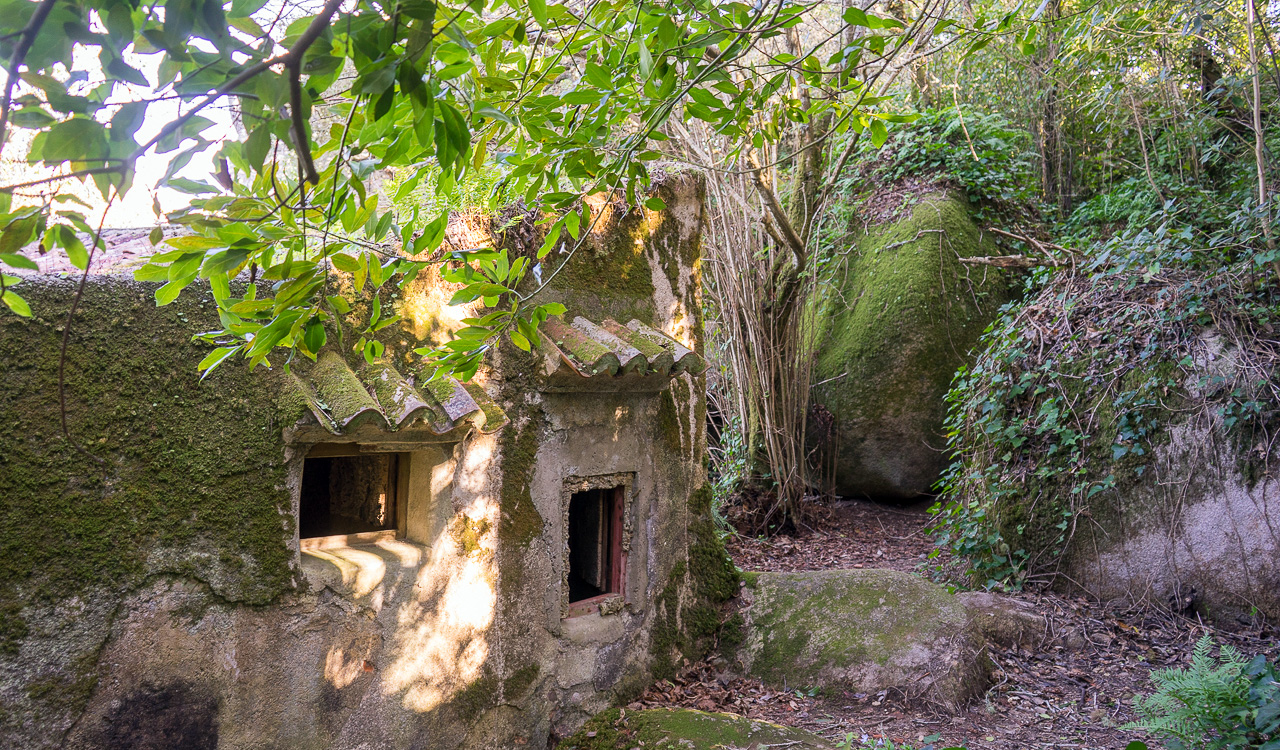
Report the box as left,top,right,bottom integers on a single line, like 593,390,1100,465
0,170,737,748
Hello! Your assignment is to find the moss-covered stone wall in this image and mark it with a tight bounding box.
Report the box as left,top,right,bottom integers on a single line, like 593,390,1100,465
0,167,717,749
0,275,304,739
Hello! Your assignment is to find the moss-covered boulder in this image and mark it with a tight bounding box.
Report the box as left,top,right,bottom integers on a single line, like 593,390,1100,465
559,708,834,749
945,268,1280,621
810,192,1015,499
736,570,1041,708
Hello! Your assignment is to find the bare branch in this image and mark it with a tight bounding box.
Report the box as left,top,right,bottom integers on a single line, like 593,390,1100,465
0,0,58,159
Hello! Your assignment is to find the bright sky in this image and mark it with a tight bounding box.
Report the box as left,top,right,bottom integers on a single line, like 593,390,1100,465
3,0,329,228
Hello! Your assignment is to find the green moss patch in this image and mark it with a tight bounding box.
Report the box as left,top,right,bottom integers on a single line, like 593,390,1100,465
497,410,545,549
502,663,540,700
0,278,301,642
649,486,740,680
743,569,972,690
559,708,833,750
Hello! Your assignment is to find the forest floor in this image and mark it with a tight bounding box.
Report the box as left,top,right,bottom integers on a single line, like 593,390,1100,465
635,497,1280,749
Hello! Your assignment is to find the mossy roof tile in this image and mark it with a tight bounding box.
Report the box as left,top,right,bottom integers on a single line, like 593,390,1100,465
538,316,704,385
291,351,506,435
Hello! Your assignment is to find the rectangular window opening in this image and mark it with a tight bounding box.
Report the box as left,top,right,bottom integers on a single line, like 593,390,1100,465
300,452,400,543
567,486,624,604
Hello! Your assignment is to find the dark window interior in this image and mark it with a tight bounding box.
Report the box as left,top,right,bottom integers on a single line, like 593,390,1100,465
300,453,399,539
567,486,623,603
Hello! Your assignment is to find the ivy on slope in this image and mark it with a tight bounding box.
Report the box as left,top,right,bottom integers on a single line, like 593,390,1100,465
929,206,1280,589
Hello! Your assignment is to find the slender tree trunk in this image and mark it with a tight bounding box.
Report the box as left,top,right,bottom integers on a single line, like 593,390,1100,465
1036,0,1070,218
1247,0,1279,280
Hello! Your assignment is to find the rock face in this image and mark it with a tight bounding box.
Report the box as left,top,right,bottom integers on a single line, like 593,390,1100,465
1034,403,1280,622
560,708,835,749
734,569,1042,707
810,193,1014,499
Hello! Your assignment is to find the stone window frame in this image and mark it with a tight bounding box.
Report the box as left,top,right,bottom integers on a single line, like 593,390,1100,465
560,472,634,618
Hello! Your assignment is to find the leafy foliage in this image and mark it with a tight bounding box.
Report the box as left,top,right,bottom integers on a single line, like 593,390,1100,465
850,106,1034,214
0,0,930,381
929,190,1280,587
1126,636,1280,750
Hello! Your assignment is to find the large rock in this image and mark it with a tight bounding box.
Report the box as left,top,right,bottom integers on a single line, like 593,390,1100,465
734,569,1041,708
559,708,834,749
810,192,1015,499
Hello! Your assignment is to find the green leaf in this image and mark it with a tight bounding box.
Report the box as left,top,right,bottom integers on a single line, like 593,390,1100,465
198,345,241,377
528,0,547,26
244,125,271,171
869,118,889,148
2,290,31,317
327,294,352,314
155,279,188,306
0,215,39,255
56,225,89,270
638,42,653,79
133,263,171,282
419,212,448,254
304,319,326,353
331,252,361,273
644,197,666,211
0,252,38,270
10,107,56,128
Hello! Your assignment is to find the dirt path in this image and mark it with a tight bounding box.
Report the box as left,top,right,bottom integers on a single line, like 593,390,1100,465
636,498,1279,749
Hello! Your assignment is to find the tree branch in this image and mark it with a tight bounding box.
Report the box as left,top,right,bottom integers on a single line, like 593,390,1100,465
959,254,1064,269
748,151,806,273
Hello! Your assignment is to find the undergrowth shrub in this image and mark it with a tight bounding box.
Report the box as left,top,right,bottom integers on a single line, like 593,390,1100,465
853,106,1034,217
1126,636,1280,750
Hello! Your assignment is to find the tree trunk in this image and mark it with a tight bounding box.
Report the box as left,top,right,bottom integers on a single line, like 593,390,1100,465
1036,0,1071,219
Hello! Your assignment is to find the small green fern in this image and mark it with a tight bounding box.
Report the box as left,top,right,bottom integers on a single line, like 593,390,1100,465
1126,636,1280,750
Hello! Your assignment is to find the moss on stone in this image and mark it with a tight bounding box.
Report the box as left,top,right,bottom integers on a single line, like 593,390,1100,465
0,276,305,725
497,410,545,549
451,515,491,556
743,570,971,689
0,278,301,646
648,561,686,682
687,489,739,605
656,390,684,455
559,708,833,750
810,192,1015,498
648,486,740,679
502,664,539,700
453,669,499,723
